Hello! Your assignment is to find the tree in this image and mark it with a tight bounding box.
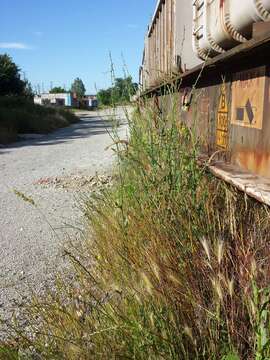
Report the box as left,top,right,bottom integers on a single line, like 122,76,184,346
49,86,67,94
0,54,26,96
97,88,112,106
70,78,86,99
22,79,34,99
114,76,137,102
97,76,138,106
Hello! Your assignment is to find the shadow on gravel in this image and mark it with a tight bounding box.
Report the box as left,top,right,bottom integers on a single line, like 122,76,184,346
3,115,127,149
0,148,10,154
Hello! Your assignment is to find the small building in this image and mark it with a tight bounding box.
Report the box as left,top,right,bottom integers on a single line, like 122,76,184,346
82,95,98,109
34,93,72,107
34,93,98,109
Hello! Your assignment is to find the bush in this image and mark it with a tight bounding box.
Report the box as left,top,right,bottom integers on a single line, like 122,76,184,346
0,125,17,144
3,97,270,359
0,97,78,142
97,76,138,106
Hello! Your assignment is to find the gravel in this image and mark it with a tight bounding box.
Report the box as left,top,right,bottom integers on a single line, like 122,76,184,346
0,107,130,334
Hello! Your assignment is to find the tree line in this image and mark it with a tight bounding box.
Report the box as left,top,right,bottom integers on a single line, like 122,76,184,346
97,76,138,106
47,76,138,107
0,54,33,98
0,54,138,106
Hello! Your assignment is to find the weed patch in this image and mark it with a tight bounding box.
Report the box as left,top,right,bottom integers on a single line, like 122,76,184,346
2,97,270,359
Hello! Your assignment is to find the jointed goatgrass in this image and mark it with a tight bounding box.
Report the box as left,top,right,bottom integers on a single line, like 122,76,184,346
2,96,270,359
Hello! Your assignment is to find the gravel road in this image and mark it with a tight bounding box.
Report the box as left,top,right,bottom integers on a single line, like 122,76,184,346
0,107,129,329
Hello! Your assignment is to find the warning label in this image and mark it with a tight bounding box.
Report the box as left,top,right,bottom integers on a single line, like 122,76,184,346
231,67,266,129
216,84,229,149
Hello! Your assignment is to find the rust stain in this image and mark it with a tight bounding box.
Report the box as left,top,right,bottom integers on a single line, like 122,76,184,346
231,67,266,130
199,96,209,114
232,149,270,178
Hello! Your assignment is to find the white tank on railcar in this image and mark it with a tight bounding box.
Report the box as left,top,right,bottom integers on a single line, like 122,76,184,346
193,0,270,60
174,0,203,72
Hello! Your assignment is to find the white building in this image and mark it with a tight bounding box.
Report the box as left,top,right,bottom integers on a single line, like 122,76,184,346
34,93,72,107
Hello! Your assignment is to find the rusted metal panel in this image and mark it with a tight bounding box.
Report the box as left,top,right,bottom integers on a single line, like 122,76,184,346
160,9,162,78
155,64,270,177
156,81,270,206
160,8,163,77
171,0,174,74
253,21,270,39
229,66,270,177
164,0,168,74
141,0,202,91
140,5,270,204
142,31,270,97
231,67,266,130
154,24,158,84
163,2,166,76
156,17,159,81
205,160,270,207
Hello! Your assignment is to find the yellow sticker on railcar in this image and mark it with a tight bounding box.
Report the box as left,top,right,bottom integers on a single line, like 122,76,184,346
216,84,229,149
231,67,266,130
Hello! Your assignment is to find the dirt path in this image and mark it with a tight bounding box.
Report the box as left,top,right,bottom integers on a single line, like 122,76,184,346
0,107,129,326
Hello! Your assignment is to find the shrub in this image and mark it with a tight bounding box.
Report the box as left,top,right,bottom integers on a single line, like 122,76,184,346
0,97,78,142
0,125,17,144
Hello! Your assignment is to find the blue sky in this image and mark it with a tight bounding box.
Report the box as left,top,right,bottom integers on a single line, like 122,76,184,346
0,0,156,93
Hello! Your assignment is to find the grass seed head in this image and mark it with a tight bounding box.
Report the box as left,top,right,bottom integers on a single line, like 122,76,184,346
140,272,153,296
227,278,234,298
201,237,211,262
211,278,223,302
217,239,224,265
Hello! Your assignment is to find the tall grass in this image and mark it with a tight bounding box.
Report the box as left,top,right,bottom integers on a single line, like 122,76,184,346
0,97,78,143
2,95,270,359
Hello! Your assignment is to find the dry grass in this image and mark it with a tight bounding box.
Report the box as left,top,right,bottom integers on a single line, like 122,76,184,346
0,96,78,143
2,96,270,359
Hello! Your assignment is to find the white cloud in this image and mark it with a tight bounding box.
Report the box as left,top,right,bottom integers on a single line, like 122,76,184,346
0,42,32,49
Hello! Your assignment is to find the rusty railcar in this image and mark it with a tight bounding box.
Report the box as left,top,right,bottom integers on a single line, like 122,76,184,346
140,0,202,91
140,0,270,205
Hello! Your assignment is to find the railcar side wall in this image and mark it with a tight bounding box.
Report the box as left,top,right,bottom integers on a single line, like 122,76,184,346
141,0,202,91
149,65,270,178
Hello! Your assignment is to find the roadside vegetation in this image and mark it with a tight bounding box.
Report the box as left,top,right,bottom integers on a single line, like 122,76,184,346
1,94,270,359
0,96,78,144
97,76,138,106
0,54,78,144
49,86,68,94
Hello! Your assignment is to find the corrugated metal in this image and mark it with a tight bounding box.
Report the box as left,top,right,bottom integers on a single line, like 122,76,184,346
141,0,270,91
140,0,202,91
